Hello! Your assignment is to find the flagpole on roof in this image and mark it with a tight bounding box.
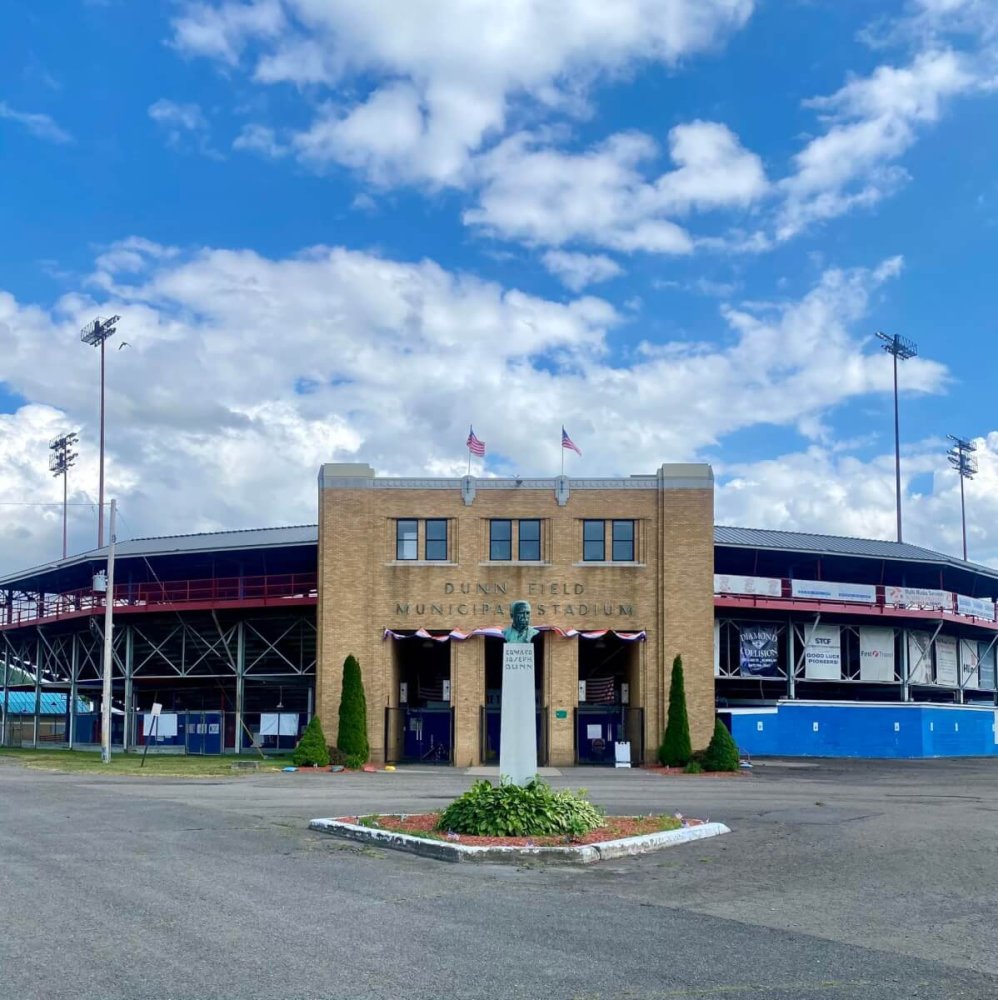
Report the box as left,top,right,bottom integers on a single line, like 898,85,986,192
561,433,565,476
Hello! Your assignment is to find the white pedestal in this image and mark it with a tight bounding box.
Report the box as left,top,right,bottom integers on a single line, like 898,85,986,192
499,643,537,786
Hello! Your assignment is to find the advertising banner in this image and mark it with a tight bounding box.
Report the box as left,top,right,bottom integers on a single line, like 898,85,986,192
739,625,780,677
907,631,933,685
979,643,997,691
885,586,952,611
803,624,842,680
715,574,782,598
935,635,958,686
956,594,996,620
790,580,877,604
959,638,980,689
859,627,895,682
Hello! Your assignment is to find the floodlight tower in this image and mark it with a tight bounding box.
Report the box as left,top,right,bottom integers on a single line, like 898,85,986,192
80,315,119,548
48,431,79,559
947,435,978,561
876,331,918,543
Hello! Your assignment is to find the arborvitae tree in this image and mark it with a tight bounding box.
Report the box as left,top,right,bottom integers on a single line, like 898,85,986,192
292,715,330,767
658,654,692,767
337,654,369,762
702,717,741,772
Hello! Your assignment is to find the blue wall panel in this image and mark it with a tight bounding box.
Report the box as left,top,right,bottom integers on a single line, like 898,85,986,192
730,703,998,759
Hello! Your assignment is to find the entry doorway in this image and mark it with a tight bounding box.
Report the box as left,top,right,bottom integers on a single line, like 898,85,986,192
388,635,454,764
576,635,642,765
481,636,547,765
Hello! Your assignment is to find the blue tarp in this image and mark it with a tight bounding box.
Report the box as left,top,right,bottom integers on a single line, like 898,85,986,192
0,691,92,715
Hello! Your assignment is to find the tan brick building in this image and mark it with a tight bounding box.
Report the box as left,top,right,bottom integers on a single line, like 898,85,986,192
316,463,715,766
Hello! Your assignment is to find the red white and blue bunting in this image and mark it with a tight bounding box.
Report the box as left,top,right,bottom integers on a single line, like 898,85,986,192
382,626,646,642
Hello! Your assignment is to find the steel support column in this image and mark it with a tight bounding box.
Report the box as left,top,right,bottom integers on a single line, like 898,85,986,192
235,620,245,753
33,636,42,748
123,624,134,751
69,632,79,749
786,617,795,700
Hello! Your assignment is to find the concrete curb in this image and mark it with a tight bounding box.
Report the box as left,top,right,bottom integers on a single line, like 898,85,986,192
308,816,731,864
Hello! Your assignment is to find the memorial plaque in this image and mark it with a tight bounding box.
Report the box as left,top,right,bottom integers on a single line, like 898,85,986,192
500,643,537,786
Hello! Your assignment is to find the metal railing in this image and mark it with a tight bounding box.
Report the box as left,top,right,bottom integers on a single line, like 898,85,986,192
2,573,318,629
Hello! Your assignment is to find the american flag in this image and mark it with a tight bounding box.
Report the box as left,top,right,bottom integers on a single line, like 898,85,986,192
467,426,486,457
562,426,582,456
584,676,615,704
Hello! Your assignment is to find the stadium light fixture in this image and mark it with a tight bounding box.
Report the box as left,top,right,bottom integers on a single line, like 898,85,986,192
80,315,119,548
48,431,79,559
876,331,918,543
947,435,978,561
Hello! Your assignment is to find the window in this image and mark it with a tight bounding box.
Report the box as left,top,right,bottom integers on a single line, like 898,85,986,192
583,520,605,561
518,519,541,561
612,520,634,561
490,519,512,561
425,519,448,561
396,519,418,560
583,519,637,561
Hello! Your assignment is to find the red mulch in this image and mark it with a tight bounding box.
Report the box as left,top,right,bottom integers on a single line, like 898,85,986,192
338,813,704,848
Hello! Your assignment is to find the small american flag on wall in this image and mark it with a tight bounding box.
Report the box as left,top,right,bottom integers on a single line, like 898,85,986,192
584,676,616,703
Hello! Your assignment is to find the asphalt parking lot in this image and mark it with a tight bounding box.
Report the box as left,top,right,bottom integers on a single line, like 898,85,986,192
2,756,997,999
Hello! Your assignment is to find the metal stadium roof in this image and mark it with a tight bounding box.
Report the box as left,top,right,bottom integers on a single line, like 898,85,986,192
714,525,998,578
0,524,318,589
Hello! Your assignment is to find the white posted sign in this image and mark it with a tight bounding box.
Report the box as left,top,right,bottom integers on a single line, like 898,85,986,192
960,638,980,689
859,628,895,682
935,635,958,686
804,624,841,680
500,643,537,786
907,631,933,685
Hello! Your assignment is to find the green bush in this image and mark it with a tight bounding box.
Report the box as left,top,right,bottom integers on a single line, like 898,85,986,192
326,745,346,766
683,760,703,774
343,753,366,770
337,654,369,763
702,717,741,772
437,779,605,837
658,654,692,767
292,716,330,767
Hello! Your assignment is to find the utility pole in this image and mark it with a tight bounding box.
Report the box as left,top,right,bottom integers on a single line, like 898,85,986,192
49,432,78,559
80,315,119,548
947,436,978,561
100,499,117,764
876,331,918,543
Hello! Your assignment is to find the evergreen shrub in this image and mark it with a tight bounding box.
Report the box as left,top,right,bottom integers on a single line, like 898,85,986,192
683,760,703,774
702,718,741,772
343,753,366,770
437,779,605,837
337,654,369,762
658,654,692,767
292,716,330,767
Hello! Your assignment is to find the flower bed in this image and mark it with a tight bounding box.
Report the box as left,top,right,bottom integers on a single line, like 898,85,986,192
341,812,698,848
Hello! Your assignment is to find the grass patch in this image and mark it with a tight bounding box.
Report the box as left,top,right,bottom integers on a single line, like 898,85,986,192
0,748,295,777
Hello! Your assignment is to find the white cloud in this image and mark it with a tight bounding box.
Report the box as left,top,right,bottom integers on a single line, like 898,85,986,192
0,241,953,574
541,251,623,292
467,121,766,252
716,433,998,566
0,101,72,143
233,122,287,158
777,48,980,239
148,99,220,157
172,0,755,185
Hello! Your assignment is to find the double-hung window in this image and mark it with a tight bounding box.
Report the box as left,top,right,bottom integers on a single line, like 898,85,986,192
582,520,605,561
490,519,512,561
425,519,448,561
611,520,634,561
396,519,418,560
518,519,541,561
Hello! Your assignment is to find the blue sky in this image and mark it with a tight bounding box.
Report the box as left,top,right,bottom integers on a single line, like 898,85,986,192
1,0,997,572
